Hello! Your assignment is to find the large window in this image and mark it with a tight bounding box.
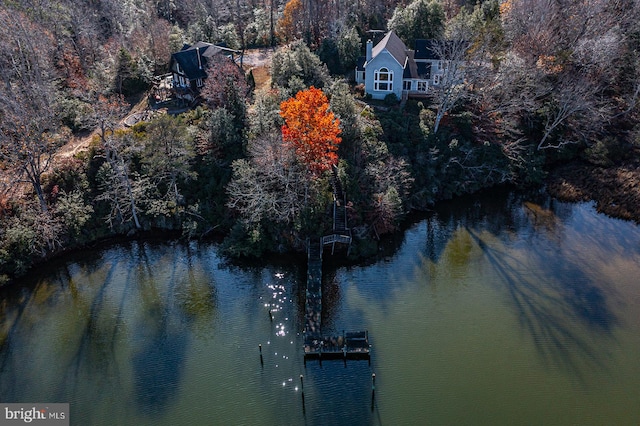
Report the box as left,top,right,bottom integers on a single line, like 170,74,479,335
374,67,393,92
403,80,412,91
417,81,428,92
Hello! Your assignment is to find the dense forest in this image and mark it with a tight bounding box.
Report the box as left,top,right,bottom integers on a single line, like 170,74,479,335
1,0,639,283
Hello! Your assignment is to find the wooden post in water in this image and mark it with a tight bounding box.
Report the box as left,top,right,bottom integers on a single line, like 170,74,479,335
343,345,347,364
371,373,376,412
269,309,273,322
300,374,305,413
259,344,263,367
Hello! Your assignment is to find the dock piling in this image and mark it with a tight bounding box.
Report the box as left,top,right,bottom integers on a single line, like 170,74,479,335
371,373,376,412
300,374,305,413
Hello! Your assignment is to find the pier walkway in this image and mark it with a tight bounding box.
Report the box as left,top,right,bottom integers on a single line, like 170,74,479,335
303,168,370,360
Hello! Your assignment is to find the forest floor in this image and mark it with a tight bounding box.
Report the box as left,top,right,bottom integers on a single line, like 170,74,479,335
242,47,273,90
547,154,640,223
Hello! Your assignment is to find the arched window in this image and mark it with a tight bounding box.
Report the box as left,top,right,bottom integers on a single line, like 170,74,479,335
374,67,393,92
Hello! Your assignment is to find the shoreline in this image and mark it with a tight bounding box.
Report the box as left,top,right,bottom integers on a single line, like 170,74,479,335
4,161,640,288
546,159,640,224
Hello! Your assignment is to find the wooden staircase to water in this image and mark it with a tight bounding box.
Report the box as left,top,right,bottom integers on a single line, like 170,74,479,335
303,167,369,361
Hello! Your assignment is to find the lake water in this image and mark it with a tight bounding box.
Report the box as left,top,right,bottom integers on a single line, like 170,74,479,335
1,191,639,425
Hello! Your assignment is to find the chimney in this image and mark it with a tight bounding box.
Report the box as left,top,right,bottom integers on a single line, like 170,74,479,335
366,40,373,62
197,47,202,69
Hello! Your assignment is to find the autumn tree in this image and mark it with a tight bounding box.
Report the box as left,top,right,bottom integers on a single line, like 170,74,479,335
200,56,249,126
277,0,304,42
279,87,342,175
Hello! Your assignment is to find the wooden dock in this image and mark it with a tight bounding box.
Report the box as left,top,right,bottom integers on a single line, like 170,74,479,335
304,331,370,359
305,238,323,337
303,238,370,360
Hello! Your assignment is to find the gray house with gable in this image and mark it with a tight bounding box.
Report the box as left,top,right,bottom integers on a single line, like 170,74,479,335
355,31,449,100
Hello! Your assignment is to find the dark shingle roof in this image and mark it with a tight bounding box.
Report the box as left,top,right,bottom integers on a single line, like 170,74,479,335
404,51,416,78
414,40,440,60
171,42,240,81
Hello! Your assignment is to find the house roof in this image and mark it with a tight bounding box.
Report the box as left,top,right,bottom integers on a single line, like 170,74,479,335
371,31,409,67
414,40,440,60
404,51,416,79
403,54,433,80
171,42,240,81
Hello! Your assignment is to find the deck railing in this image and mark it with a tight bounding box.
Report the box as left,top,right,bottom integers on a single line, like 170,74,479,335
321,234,352,246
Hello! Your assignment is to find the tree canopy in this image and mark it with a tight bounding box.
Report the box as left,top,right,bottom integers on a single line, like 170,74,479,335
279,87,342,175
387,0,445,48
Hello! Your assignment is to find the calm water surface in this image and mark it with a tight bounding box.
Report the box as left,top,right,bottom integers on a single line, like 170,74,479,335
1,192,639,425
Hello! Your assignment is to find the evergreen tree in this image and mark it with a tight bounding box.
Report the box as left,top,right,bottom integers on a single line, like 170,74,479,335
388,0,445,47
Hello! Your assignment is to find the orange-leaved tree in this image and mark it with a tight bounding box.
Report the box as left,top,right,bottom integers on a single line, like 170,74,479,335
277,0,303,42
279,87,341,176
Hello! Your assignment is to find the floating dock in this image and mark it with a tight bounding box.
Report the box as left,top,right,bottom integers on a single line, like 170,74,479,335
304,331,370,359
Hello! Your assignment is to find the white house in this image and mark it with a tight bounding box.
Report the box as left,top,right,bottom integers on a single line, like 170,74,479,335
355,31,448,100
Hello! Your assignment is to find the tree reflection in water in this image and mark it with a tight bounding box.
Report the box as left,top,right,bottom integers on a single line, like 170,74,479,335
130,242,215,414
424,190,616,380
